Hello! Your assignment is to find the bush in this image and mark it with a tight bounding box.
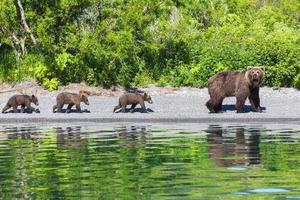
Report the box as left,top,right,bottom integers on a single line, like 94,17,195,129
293,74,300,89
42,78,59,91
0,0,299,89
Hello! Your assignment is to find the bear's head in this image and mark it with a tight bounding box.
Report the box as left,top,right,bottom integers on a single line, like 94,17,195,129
80,93,90,105
143,93,153,104
31,95,39,106
246,66,265,87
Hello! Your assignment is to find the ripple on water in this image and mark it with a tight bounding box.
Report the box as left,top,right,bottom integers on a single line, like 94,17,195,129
233,188,291,196
226,166,248,171
286,196,300,199
248,188,290,193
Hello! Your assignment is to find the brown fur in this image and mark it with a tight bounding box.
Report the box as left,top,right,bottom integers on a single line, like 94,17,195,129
79,90,92,96
206,66,265,113
113,92,153,113
53,92,89,113
2,95,39,113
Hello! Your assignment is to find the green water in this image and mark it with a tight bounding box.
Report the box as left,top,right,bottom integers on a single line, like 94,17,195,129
0,124,300,199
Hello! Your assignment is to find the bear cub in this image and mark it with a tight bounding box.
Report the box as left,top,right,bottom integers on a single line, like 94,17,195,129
113,92,153,113
206,66,265,113
2,94,39,113
53,92,89,113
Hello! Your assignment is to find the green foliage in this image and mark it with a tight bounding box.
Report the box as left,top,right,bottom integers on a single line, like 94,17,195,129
0,45,16,80
42,77,59,91
0,0,299,89
293,74,300,89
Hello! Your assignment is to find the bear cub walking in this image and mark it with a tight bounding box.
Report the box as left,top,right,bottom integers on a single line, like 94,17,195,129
53,92,89,113
206,66,265,113
114,92,153,113
2,94,39,113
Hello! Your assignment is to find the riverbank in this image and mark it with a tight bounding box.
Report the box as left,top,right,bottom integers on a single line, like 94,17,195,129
0,81,299,124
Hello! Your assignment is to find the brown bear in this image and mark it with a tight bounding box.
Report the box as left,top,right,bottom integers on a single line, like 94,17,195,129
206,66,265,113
2,94,39,113
53,92,89,113
113,92,153,113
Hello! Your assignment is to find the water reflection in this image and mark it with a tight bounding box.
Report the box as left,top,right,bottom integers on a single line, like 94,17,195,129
205,125,260,167
115,126,148,148
0,124,299,199
55,126,87,149
2,126,41,140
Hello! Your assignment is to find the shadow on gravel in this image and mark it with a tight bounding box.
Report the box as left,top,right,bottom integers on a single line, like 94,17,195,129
55,109,91,113
2,108,40,114
115,108,154,113
223,104,266,112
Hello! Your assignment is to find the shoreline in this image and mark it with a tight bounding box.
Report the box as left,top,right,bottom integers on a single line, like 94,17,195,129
0,82,299,125
0,116,300,124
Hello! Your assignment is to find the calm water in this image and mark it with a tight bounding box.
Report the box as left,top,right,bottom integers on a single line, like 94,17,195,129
0,123,300,199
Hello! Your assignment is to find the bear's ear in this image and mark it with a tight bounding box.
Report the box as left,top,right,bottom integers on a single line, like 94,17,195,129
79,90,91,96
247,66,253,70
259,66,265,71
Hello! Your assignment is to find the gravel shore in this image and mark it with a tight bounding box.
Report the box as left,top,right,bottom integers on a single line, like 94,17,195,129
0,83,299,124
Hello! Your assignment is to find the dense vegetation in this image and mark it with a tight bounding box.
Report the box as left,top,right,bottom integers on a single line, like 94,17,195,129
0,0,299,90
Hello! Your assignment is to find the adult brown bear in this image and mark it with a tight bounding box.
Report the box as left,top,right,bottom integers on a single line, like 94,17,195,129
206,66,265,113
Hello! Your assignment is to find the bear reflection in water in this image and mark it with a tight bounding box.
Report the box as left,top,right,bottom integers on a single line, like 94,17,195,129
55,126,149,149
114,126,148,148
4,126,40,140
55,126,87,149
205,125,261,167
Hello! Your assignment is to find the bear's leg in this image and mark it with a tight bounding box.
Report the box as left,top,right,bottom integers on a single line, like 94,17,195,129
75,104,82,113
53,105,57,113
66,104,74,113
13,106,18,113
249,88,261,112
140,102,148,113
214,100,224,113
113,104,121,113
206,97,223,113
236,96,247,113
26,104,34,113
25,101,35,113
57,104,64,113
20,105,25,113
2,105,11,113
205,99,214,112
130,104,137,113
121,105,126,113
249,98,261,112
